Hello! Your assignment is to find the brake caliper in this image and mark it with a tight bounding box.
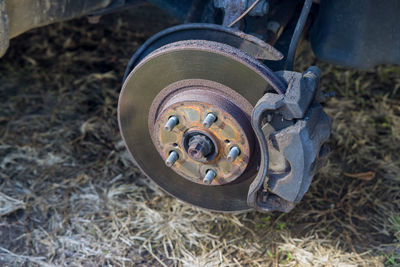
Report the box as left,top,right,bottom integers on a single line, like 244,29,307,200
248,66,331,212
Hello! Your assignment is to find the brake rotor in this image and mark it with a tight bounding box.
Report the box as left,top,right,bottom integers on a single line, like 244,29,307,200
122,23,284,81
118,39,284,212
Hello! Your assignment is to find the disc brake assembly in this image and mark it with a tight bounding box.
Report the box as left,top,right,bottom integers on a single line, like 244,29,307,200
118,23,331,213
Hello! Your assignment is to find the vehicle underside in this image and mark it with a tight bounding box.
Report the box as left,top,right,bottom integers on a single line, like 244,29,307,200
1,0,399,213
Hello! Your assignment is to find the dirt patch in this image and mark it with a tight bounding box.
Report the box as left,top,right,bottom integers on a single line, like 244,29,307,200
0,4,399,266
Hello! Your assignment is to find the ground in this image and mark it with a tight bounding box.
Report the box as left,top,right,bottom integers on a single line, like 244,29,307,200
0,4,400,266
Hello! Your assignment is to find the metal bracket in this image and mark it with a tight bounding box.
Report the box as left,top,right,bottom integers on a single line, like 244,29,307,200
248,66,331,212
214,0,247,28
214,0,270,22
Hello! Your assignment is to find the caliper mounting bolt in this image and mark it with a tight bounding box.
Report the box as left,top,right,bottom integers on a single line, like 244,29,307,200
227,146,241,162
164,116,179,132
202,113,217,128
203,169,217,185
165,151,179,167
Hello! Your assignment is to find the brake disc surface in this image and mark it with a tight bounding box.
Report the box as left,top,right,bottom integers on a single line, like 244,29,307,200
122,23,284,81
119,40,284,211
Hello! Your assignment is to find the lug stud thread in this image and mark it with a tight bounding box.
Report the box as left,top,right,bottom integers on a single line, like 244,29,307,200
164,116,179,132
203,169,217,185
227,146,240,162
202,113,216,128
165,151,179,167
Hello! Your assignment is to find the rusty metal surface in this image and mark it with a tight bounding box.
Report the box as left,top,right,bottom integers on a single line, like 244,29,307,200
119,39,285,211
149,83,253,185
123,23,284,81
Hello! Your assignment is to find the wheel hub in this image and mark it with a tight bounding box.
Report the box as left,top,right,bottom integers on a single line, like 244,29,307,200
149,80,254,185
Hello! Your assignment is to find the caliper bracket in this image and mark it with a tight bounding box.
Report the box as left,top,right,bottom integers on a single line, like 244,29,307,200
248,66,331,212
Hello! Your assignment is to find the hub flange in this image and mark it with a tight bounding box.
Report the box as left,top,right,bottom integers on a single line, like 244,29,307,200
149,81,254,185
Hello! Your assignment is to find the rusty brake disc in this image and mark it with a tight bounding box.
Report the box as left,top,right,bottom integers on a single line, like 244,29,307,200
122,23,284,82
119,39,286,212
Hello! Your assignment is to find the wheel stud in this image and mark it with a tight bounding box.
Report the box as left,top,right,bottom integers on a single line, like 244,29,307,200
202,113,216,128
227,146,240,162
203,169,217,185
164,116,179,132
165,151,179,167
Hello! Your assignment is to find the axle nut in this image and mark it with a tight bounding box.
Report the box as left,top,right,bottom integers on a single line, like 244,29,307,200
187,135,214,161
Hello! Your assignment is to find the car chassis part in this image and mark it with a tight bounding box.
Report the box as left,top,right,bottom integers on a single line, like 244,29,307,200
119,22,331,212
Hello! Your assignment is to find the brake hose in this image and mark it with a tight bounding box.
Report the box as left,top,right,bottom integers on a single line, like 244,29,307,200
285,0,313,70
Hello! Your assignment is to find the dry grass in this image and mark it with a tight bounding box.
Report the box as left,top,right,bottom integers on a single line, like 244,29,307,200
0,4,399,266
